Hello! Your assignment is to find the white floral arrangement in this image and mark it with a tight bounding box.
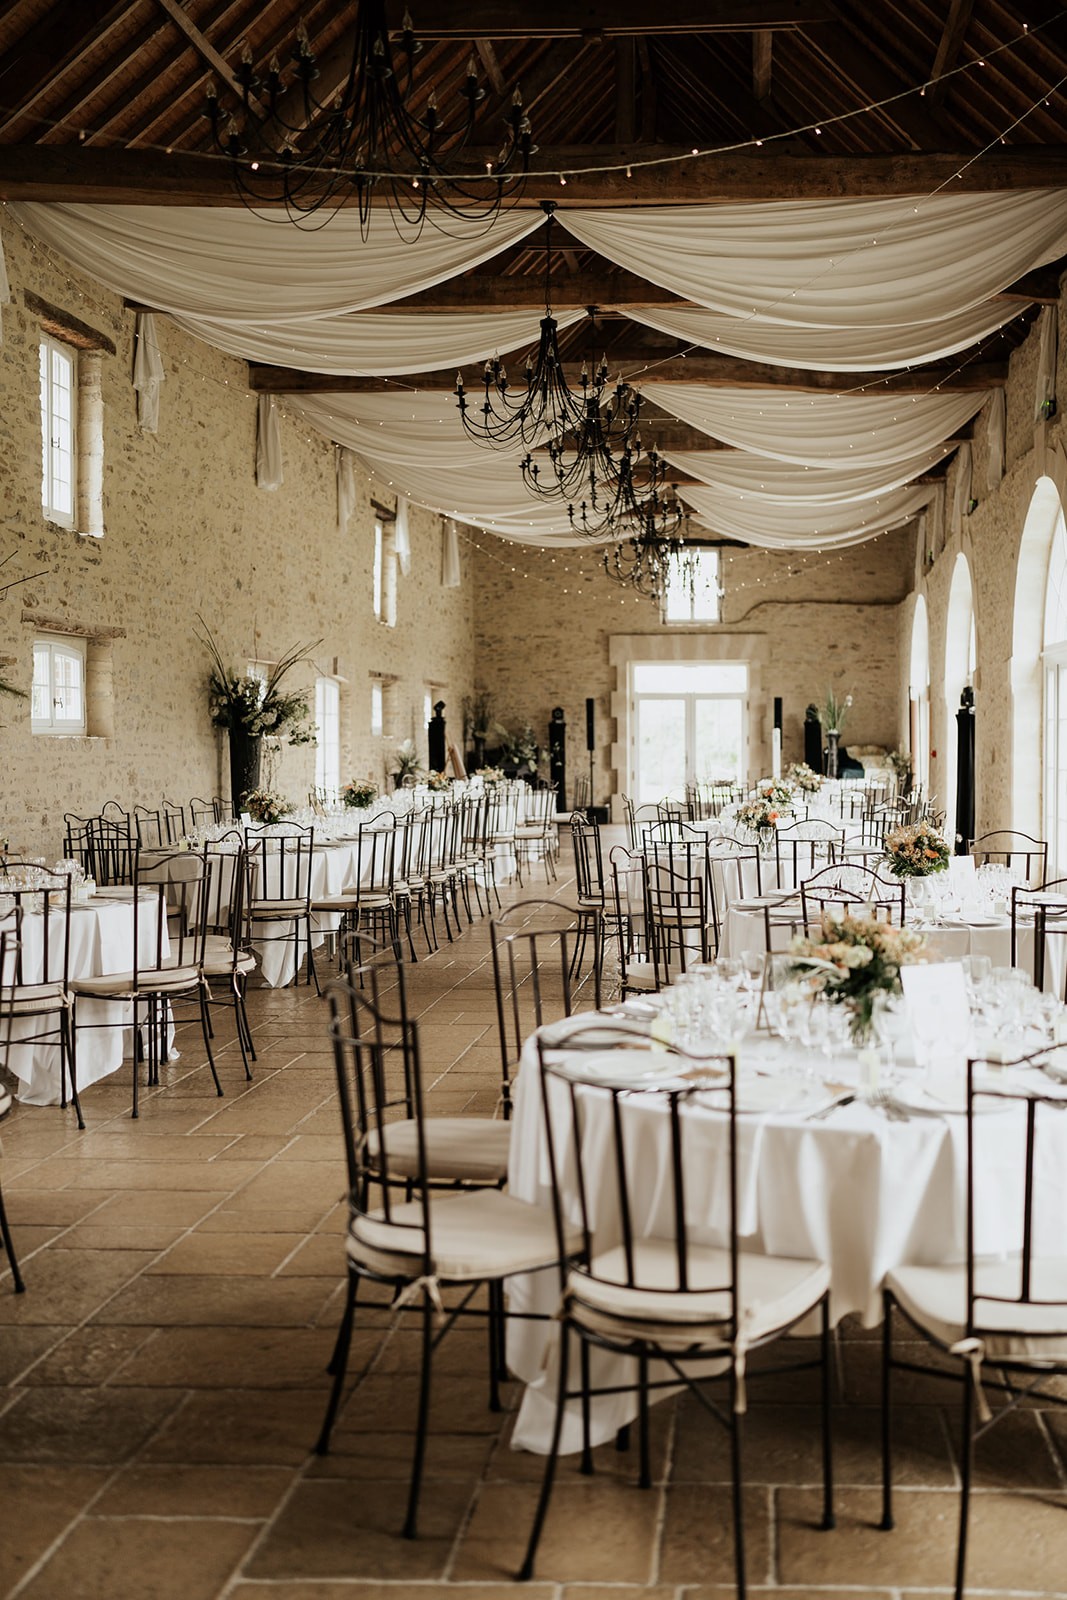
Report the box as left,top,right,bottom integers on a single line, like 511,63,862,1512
786,761,822,794
736,796,786,833
244,788,292,825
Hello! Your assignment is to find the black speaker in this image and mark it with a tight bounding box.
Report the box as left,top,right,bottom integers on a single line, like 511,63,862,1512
585,697,595,752
773,696,783,731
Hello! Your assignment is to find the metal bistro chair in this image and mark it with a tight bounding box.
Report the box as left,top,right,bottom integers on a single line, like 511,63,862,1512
881,1042,1067,1599
569,812,609,983
0,925,26,1292
800,862,906,934
1011,877,1067,994
490,899,596,1120
313,970,582,1540
245,824,320,992
0,865,81,1127
202,835,257,1080
971,829,1048,890
520,1021,834,1590
643,855,713,986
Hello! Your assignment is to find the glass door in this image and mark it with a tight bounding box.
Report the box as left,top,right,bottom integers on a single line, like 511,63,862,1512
631,662,748,804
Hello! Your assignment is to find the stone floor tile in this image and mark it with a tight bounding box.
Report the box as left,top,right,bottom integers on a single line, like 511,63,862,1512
3,1189,114,1226
306,1426,496,1482
233,1586,556,1600
330,1370,516,1437
20,1323,156,1386
453,1477,662,1584
142,1387,326,1465
0,1323,68,1383
0,1247,158,1326
94,1272,337,1327
145,1229,307,1276
244,1477,475,1580
0,1384,181,1463
93,1462,292,1518
0,1463,108,1595
657,1483,771,1586
113,1324,364,1390
18,1515,258,1600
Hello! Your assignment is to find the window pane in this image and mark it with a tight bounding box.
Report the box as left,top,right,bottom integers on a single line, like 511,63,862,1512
633,662,747,695
371,681,383,737
53,648,83,722
373,522,384,619
664,550,720,623
315,678,340,795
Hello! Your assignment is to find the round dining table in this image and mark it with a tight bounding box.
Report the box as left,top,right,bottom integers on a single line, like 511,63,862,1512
502,1013,1067,1456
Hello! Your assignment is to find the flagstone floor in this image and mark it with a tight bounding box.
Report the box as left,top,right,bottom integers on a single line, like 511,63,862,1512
0,837,1065,1599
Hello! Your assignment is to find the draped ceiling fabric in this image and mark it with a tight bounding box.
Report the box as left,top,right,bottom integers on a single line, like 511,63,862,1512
132,309,165,432
13,190,1063,549
643,386,988,468
566,191,1067,327
620,300,1018,372
678,481,933,549
166,306,584,377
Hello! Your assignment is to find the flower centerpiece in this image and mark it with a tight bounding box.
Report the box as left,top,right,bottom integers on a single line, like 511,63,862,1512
341,779,377,810
786,761,822,795
475,766,505,784
244,788,292,825
882,820,951,879
426,770,451,792
736,785,791,852
196,617,321,814
788,912,928,1042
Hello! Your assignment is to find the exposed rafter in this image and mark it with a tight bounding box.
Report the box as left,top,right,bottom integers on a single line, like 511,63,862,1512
4,145,1067,205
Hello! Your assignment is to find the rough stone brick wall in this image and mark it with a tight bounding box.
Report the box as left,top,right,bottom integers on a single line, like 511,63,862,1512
0,213,474,857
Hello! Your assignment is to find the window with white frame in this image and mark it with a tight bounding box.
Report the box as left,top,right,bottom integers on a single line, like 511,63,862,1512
315,677,341,799
663,549,721,623
32,633,86,735
39,335,76,529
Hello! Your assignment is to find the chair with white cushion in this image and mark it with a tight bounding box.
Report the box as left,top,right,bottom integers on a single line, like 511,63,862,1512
880,1042,1067,1599
313,968,582,1540
520,1022,835,1590
490,899,596,1118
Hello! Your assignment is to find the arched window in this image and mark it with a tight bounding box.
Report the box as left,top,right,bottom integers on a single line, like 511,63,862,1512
943,554,975,837
909,596,930,795
1043,506,1067,875
1011,478,1063,837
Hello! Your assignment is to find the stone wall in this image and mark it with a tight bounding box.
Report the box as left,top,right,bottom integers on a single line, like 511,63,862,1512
0,212,474,857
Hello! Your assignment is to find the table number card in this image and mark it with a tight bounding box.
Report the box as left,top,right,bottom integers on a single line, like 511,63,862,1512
900,962,970,1068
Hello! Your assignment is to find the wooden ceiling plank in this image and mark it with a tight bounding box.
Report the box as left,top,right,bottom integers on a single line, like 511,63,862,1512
36,15,164,144
392,2,836,40
152,0,263,105
248,356,1007,392
475,39,508,98
753,30,774,103
0,0,139,139
615,38,637,145
5,143,1066,203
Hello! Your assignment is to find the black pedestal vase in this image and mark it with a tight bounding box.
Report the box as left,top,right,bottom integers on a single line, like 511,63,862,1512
229,729,263,815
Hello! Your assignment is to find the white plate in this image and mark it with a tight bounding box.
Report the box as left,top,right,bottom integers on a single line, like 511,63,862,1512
732,1076,839,1116
892,1077,1011,1115
559,1048,692,1087
91,886,139,900
733,896,799,913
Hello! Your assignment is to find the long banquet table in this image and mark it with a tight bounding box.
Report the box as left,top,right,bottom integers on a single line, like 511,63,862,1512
503,1014,1067,1456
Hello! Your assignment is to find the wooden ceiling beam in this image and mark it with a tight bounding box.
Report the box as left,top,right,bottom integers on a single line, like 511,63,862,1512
928,0,976,103
5,144,1067,203
249,357,1006,392
391,1,835,39
753,31,774,103
806,22,953,150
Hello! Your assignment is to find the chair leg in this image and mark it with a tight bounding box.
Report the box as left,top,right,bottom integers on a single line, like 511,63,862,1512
638,1351,651,1488
820,1294,835,1529
315,1271,359,1454
579,1339,593,1475
729,1367,747,1600
198,985,224,1098
518,1320,571,1581
63,1009,85,1130
402,1290,436,1540
880,1291,894,1530
487,1279,502,1413
0,1178,25,1293
955,1359,975,1600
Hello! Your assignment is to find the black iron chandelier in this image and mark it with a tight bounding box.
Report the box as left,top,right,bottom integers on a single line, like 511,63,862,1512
456,204,644,500
206,3,534,232
601,489,697,605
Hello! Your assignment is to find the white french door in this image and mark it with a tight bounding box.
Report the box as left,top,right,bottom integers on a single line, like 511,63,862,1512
631,662,748,804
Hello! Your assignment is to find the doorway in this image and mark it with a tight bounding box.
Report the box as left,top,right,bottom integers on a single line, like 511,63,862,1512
631,661,748,803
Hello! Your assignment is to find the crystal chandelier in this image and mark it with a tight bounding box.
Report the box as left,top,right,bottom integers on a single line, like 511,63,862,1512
456,204,643,500
206,3,534,233
601,490,696,605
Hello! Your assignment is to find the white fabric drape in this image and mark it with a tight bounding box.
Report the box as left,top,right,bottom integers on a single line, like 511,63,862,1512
441,519,461,587
662,447,948,505
256,395,283,491
132,310,166,432
565,191,1067,328
678,481,932,549
620,299,1017,373
1036,305,1058,420
395,495,412,575
985,389,1006,490
950,441,974,536
289,393,592,546
643,385,987,468
0,231,9,346
169,305,583,376
336,445,358,534
11,202,542,319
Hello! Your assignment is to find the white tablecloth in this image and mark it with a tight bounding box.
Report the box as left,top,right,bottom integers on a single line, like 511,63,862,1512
7,892,170,1106
504,1025,1067,1454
